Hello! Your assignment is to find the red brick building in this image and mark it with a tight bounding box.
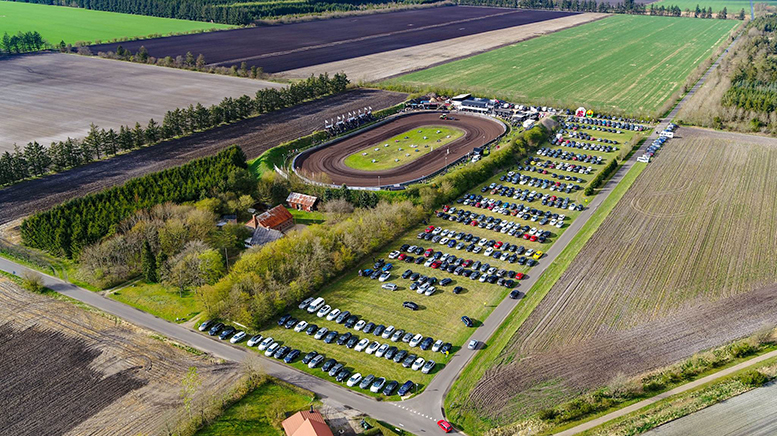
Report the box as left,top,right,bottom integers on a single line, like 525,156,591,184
286,192,319,212
245,204,295,233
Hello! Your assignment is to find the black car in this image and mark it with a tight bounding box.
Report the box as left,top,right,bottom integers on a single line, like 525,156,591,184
284,318,298,329
198,319,214,332
453,286,463,294
335,310,351,324
373,324,385,337
273,345,290,359
337,332,352,346
382,380,399,396
363,322,375,334
208,322,225,336
414,257,424,265
420,337,434,350
302,351,318,364
335,369,351,382
219,326,236,340
321,358,337,372
370,270,381,279
346,335,359,348
397,380,415,396
410,272,420,281
324,331,338,344
306,324,319,335
461,316,474,327
403,301,419,311
440,278,452,286
277,314,291,326
510,289,521,299
345,315,359,328
440,342,452,354
284,349,301,363
402,354,417,368
402,269,413,279
393,349,408,363
385,346,398,360
409,282,418,291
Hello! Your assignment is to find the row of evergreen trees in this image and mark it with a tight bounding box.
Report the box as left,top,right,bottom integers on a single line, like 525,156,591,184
460,0,738,17
1,31,46,54
722,15,777,113
0,73,349,187
20,147,248,259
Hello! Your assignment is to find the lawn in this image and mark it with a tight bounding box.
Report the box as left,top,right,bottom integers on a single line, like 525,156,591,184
0,1,232,45
195,378,317,436
240,124,634,399
110,281,203,322
290,208,326,225
386,15,738,117
343,125,464,171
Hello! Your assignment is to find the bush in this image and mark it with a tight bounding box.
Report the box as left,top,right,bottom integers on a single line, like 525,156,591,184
584,157,619,196
737,370,768,387
643,380,665,392
729,341,756,358
21,270,45,293
538,408,559,421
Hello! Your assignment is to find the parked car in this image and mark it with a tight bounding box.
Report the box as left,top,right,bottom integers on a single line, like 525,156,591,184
411,357,426,371
219,326,236,340
284,349,300,363
397,380,415,396
335,368,351,382
247,334,264,347
381,325,394,339
230,331,246,343
314,327,329,340
326,308,341,321
437,420,453,433
335,310,351,324
403,301,419,311
432,339,443,352
208,322,225,336
258,337,274,351
421,360,436,374
298,297,314,310
198,319,214,332
370,377,387,393
382,380,398,396
328,363,344,377
354,320,367,331
321,358,337,373
440,342,452,354
305,324,319,335
461,316,474,327
264,342,279,357
302,351,318,365
317,304,332,318
359,374,375,390
293,320,308,332
468,339,479,350
366,341,381,355
324,330,338,344
347,373,363,387
381,283,398,291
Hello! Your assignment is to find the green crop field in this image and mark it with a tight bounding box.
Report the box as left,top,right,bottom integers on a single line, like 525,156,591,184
652,0,775,13
344,125,464,171
0,2,232,45
387,15,738,117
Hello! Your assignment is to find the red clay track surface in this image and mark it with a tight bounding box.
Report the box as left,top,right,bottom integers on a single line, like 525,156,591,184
89,6,575,73
295,112,504,187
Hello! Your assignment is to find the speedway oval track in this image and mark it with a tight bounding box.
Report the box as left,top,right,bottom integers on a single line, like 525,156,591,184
294,112,505,187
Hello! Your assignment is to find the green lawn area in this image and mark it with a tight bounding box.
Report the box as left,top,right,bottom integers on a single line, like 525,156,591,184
386,15,738,117
232,127,633,400
110,281,203,322
290,208,325,225
0,1,233,45
652,0,774,12
195,378,317,436
343,125,464,171
444,160,648,435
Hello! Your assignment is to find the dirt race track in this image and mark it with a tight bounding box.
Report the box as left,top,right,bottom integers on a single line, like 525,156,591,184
90,6,575,74
0,279,241,436
0,89,406,225
295,112,504,187
466,127,777,423
0,53,280,151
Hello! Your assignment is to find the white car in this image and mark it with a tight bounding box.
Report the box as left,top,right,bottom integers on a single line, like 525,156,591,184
381,283,398,291
294,320,308,332
411,357,426,371
347,373,363,387
230,331,247,344
487,267,497,275
388,250,400,259
264,342,279,357
365,341,381,355
407,245,417,253
317,304,332,318
379,272,391,282
409,334,423,348
432,227,442,235
314,327,329,340
478,239,488,246
556,221,564,228
370,377,386,393
468,339,479,350
298,297,314,310
424,258,434,267
432,339,443,352
257,337,274,351
484,247,494,257
375,343,390,358
424,286,436,296
247,334,263,347
479,274,488,283
355,338,370,352
526,248,535,257
439,237,449,245
382,325,395,339
422,360,436,374
473,246,482,254
326,308,341,321
354,320,366,331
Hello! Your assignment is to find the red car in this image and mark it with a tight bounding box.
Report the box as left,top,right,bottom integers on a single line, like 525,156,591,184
431,261,441,269
515,272,525,280
471,220,479,226
530,235,538,242
425,225,435,233
442,205,450,212
494,241,503,249
437,420,453,433
522,233,530,240
424,249,434,258
398,253,407,260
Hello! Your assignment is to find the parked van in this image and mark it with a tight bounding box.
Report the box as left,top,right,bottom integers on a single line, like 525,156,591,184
307,297,326,314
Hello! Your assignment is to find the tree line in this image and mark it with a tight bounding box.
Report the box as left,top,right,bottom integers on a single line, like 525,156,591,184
460,0,744,18
0,73,349,187
722,15,777,114
1,31,47,54
20,146,249,259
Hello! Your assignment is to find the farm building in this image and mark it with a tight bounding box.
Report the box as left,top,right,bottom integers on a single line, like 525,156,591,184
245,204,295,233
287,192,319,212
244,226,285,248
282,410,334,436
457,98,490,113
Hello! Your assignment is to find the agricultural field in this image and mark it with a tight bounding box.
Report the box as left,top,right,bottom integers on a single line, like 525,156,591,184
0,2,231,45
0,89,408,226
387,15,739,117
90,6,576,74
651,0,775,12
0,278,241,436
462,128,777,425
343,125,464,171
0,52,280,150
236,122,635,398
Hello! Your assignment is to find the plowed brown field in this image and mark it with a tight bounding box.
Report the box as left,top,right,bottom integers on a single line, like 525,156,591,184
0,279,241,436
466,128,777,421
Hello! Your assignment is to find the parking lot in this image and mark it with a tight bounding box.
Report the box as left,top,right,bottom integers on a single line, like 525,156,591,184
201,115,644,399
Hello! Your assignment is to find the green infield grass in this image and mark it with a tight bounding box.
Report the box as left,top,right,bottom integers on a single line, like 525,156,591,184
386,15,738,117
0,1,233,45
344,125,464,171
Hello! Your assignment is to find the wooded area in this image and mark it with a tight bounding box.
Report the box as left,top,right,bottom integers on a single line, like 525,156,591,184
722,16,777,113
1,31,47,54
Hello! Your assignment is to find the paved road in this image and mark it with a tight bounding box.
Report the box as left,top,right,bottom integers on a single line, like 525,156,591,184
0,34,741,435
646,381,777,436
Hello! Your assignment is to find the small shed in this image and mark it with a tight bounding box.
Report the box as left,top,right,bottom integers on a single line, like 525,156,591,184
286,192,319,212
245,205,295,233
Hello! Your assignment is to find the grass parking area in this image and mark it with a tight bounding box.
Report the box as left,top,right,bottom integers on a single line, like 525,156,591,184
110,281,202,322
344,125,464,171
234,124,637,399
386,15,738,117
0,1,232,45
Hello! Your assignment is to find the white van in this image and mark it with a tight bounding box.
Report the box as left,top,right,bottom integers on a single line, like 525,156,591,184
306,297,325,314
381,283,398,291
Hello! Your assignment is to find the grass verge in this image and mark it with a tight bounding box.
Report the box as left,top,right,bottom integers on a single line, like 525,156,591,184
110,281,203,322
